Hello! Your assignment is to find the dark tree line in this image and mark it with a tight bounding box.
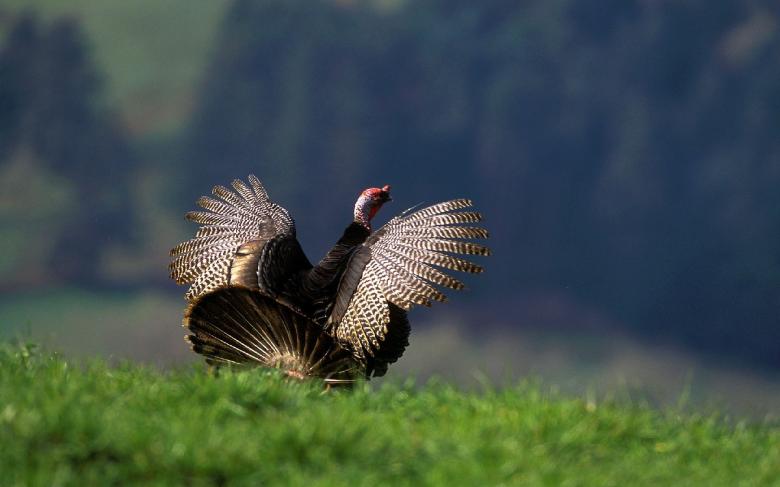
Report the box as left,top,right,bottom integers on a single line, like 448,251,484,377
0,13,136,285
186,0,780,368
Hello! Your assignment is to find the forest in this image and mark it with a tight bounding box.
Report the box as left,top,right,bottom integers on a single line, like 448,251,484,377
1,0,778,371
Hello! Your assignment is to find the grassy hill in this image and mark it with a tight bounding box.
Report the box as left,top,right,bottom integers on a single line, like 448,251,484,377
1,342,778,486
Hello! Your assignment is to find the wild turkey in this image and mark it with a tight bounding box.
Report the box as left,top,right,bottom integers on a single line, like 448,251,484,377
170,175,489,383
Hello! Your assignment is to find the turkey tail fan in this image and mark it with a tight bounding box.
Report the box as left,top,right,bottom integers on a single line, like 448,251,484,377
184,287,364,384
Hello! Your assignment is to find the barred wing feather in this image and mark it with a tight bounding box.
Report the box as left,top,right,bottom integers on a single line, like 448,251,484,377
329,199,490,368
169,175,295,301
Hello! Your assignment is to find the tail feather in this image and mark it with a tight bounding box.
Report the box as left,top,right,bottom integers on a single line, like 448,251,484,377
184,287,364,383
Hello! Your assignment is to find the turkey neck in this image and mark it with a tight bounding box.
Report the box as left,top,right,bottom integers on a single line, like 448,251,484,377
297,222,370,320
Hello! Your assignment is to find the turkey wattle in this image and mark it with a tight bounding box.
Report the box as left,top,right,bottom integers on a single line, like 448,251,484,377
169,175,490,383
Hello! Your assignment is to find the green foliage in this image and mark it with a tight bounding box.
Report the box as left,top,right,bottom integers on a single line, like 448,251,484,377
1,343,778,486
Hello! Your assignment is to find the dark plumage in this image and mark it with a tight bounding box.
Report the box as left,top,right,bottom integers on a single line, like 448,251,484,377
170,175,489,383
184,287,361,383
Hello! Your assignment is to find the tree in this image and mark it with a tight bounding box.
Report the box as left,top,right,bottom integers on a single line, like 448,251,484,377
0,12,136,286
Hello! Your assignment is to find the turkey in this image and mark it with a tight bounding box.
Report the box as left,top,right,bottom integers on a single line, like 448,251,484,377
170,174,490,383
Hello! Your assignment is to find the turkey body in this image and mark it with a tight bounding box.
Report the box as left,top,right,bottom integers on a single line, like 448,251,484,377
170,175,489,383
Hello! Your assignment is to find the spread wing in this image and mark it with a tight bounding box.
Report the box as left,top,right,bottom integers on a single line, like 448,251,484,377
169,175,297,301
327,199,490,372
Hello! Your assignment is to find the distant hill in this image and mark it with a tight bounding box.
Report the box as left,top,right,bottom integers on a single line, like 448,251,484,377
0,0,227,134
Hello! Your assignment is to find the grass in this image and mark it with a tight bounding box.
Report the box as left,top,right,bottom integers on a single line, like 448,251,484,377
1,342,778,486
3,288,780,418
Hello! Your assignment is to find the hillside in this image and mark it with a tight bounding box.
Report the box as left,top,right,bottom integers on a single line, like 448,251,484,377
1,342,778,486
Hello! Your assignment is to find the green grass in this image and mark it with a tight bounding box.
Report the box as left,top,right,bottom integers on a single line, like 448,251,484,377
1,342,778,486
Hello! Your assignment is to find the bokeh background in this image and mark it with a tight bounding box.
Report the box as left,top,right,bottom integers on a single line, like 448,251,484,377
1,0,778,416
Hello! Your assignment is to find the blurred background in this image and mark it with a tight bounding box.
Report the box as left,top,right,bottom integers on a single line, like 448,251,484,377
1,0,778,416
